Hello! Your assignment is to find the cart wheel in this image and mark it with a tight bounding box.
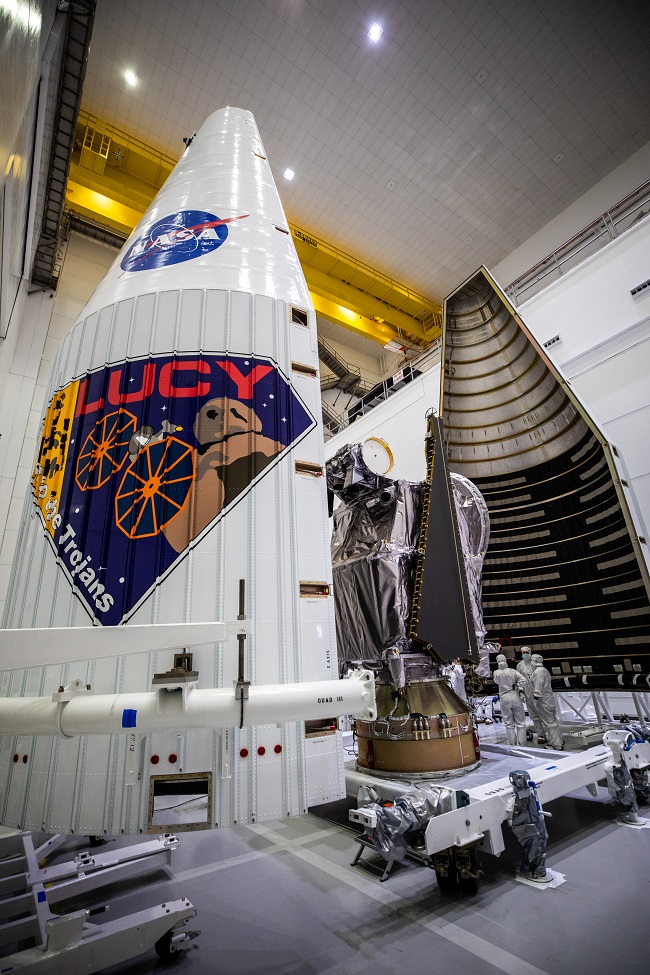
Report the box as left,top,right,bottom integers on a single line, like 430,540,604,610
435,862,458,893
154,930,181,963
88,835,106,847
459,874,479,895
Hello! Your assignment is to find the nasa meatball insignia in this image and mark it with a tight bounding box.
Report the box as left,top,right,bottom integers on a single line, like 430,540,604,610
120,209,249,272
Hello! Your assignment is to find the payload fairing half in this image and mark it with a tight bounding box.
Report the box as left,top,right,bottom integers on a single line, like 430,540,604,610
0,109,375,835
441,267,650,680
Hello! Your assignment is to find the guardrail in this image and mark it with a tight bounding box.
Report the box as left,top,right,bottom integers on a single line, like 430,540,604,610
322,343,442,439
505,178,650,306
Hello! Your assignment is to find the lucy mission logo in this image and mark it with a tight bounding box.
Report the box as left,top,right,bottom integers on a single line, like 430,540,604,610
33,354,314,625
120,209,249,272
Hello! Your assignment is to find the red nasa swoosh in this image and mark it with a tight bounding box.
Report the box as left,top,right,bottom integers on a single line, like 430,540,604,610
125,214,250,270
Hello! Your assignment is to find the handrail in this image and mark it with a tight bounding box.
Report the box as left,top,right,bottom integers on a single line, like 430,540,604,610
321,339,442,440
505,178,650,306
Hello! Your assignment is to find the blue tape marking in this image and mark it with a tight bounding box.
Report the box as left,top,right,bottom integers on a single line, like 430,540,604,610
121,709,137,728
545,765,558,770
37,890,46,903
624,739,643,750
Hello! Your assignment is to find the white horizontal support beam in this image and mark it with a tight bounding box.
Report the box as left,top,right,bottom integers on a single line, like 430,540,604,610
0,622,248,670
423,743,623,856
0,671,376,737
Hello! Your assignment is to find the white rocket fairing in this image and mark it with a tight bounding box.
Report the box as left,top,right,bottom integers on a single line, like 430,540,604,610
0,108,372,834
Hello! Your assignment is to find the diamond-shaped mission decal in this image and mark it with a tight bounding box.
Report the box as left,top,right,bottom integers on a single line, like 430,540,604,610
32,353,314,624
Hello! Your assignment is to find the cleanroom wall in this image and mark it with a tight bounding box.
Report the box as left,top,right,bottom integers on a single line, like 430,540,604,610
0,2,66,620
514,214,650,542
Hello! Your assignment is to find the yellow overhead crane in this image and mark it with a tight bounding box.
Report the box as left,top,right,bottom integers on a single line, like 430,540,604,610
66,113,441,349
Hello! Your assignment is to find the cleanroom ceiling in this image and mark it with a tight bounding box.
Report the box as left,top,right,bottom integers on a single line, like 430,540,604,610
82,0,650,301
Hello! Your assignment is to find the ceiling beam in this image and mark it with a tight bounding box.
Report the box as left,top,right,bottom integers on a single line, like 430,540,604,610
312,294,399,346
305,264,432,343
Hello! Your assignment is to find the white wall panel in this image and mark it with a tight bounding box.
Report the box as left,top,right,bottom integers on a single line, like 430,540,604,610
109,299,134,367
76,311,99,371
519,217,650,538
289,319,313,365
253,294,275,357
519,219,650,363
325,364,441,482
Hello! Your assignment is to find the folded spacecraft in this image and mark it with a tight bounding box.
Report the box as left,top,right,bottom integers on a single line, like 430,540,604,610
328,422,487,776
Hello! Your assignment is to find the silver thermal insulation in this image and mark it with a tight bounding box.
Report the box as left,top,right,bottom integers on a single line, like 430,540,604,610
452,473,490,648
328,441,488,666
330,470,424,663
362,786,454,860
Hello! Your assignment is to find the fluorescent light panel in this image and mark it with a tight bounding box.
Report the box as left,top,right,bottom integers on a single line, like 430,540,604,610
124,70,138,86
368,23,383,42
283,168,295,180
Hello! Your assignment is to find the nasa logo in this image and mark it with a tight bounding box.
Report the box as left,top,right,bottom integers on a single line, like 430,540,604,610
120,209,249,272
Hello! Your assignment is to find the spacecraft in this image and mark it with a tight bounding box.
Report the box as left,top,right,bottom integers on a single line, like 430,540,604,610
327,418,488,778
441,267,650,683
0,108,376,836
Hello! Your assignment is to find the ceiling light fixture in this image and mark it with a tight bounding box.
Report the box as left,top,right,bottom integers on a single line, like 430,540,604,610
283,168,295,181
124,70,138,86
368,23,383,42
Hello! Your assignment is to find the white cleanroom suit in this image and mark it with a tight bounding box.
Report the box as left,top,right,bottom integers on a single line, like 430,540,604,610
493,654,526,745
516,647,545,740
531,654,563,750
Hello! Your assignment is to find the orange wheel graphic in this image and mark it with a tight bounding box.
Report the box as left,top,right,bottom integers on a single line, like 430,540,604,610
75,410,138,491
115,436,195,539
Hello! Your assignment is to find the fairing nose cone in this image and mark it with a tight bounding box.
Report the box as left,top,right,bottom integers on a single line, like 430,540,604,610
83,107,310,319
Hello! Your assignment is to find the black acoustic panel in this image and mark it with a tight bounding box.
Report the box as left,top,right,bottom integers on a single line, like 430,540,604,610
411,417,478,662
473,430,650,676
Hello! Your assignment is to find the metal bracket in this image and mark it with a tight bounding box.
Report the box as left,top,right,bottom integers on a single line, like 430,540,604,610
153,681,198,714
349,806,378,829
349,669,377,721
52,679,93,703
227,620,251,636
